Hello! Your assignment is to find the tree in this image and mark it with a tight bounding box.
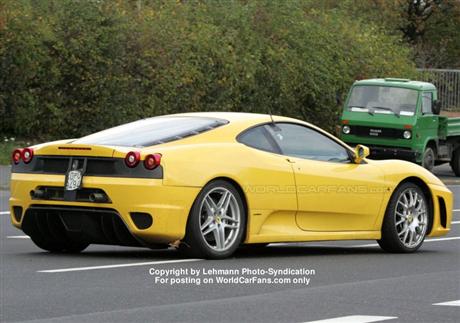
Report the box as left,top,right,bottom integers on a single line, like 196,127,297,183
334,0,460,68
0,0,416,138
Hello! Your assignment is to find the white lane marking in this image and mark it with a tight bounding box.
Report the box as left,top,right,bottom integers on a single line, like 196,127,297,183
303,315,397,323
452,221,460,224
353,236,460,247
433,300,460,307
38,258,203,273
454,209,460,212
0,211,10,215
7,235,30,239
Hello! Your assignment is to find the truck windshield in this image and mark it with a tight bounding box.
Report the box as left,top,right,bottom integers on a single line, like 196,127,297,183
347,86,418,116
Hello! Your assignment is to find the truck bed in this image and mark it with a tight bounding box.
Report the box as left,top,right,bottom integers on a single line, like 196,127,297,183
447,117,460,137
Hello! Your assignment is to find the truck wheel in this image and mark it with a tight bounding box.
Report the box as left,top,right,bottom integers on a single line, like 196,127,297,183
422,146,435,172
451,148,460,177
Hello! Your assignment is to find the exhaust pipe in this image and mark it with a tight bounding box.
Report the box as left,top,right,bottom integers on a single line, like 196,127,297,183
89,192,108,203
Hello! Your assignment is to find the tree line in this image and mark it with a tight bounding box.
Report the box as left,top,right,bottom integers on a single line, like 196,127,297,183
1,0,456,139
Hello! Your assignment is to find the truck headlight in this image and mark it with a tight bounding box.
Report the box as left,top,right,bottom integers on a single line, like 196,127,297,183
403,130,412,139
342,125,350,134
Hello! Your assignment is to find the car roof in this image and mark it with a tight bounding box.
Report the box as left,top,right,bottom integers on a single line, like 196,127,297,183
158,111,341,146
170,111,298,125
113,111,352,152
353,78,436,91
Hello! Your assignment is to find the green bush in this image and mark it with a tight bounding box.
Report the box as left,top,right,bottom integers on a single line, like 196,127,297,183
0,0,416,140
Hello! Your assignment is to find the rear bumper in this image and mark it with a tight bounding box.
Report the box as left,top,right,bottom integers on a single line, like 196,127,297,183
9,173,201,244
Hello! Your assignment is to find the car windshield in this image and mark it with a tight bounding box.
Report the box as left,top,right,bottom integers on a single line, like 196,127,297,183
74,116,228,147
347,85,418,116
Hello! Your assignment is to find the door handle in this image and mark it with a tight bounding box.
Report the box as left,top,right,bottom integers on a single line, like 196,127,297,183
286,158,296,163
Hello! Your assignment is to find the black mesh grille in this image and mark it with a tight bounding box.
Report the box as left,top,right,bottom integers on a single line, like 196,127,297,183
130,212,153,230
85,159,117,175
438,197,447,228
350,126,405,139
41,157,69,173
32,186,111,203
13,206,23,222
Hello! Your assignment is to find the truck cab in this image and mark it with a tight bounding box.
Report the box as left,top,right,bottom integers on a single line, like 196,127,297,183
339,78,460,176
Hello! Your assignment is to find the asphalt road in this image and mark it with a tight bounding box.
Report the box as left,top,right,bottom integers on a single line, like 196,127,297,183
0,165,459,323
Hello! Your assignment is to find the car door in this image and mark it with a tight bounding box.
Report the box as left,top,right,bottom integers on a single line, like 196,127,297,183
237,124,298,219
266,122,387,232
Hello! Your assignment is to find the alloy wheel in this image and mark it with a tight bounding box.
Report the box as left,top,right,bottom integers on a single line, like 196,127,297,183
199,187,241,252
394,187,428,248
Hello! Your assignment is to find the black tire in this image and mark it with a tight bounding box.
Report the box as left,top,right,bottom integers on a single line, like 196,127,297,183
451,148,460,177
377,182,430,253
422,146,436,171
181,180,246,259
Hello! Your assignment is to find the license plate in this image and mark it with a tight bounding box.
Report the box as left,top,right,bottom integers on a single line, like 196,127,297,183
65,170,83,191
369,128,382,136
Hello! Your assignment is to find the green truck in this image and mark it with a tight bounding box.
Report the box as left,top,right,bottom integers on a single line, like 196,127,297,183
339,78,460,176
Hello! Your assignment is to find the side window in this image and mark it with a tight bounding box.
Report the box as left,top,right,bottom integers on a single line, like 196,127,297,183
422,92,433,114
267,123,350,162
238,125,278,153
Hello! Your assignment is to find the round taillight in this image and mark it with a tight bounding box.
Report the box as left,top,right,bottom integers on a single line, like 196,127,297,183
125,151,140,168
12,149,23,164
21,148,34,164
144,154,161,170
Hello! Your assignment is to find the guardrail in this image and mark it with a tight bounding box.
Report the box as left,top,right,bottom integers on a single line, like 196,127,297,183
417,68,460,111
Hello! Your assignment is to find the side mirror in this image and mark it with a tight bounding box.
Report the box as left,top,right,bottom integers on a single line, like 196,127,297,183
432,100,441,115
354,145,370,164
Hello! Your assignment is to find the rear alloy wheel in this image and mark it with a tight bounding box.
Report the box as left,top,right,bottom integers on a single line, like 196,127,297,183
182,180,246,259
378,182,429,253
422,146,436,172
451,148,460,177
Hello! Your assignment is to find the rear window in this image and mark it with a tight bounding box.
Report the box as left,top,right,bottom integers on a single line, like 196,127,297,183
74,116,228,147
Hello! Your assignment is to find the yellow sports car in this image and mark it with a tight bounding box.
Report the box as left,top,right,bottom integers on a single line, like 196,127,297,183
9,112,452,259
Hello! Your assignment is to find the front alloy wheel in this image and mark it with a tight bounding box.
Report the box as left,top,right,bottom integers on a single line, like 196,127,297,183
394,187,428,248
182,180,246,259
378,182,429,253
